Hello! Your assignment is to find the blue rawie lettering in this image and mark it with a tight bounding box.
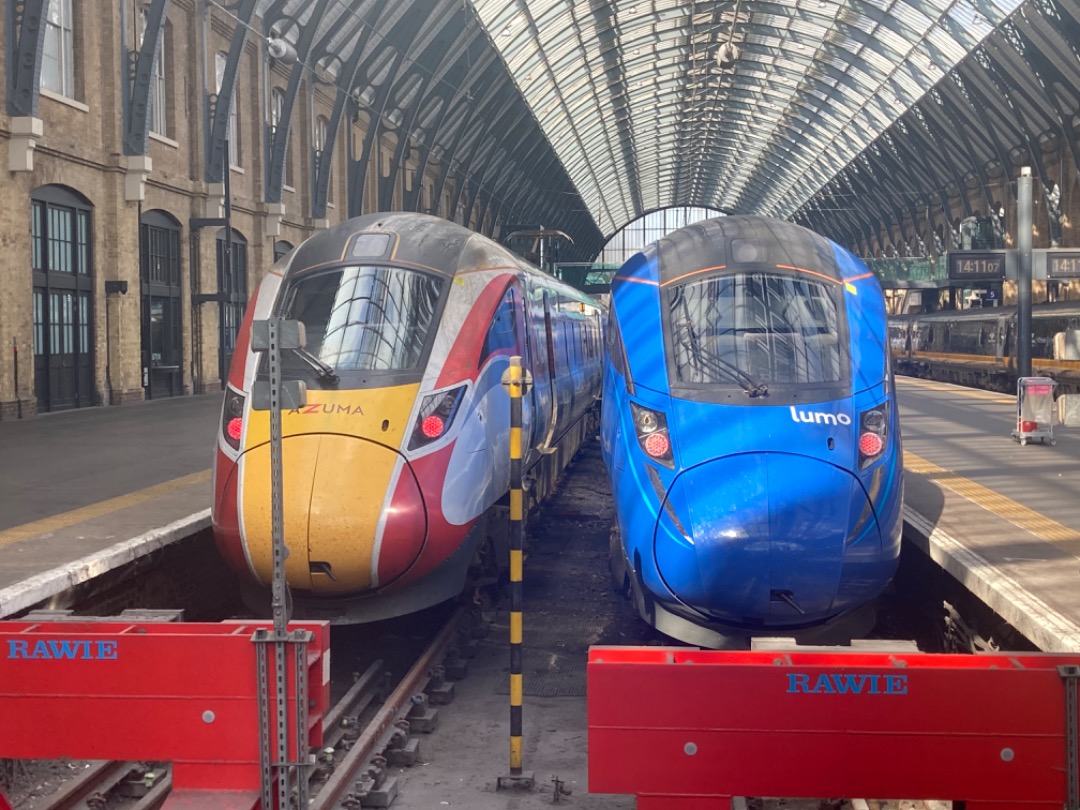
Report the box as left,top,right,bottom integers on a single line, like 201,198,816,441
6,638,119,661
786,672,907,695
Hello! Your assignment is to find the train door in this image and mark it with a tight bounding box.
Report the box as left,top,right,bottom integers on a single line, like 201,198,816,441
539,289,560,450
523,285,550,455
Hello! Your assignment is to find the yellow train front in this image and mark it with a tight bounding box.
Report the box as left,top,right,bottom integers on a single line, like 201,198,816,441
212,213,604,622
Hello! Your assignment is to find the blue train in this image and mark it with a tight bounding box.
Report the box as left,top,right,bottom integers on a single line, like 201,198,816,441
601,215,903,647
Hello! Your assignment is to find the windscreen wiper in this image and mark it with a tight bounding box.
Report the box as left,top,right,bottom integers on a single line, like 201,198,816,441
289,348,339,385
674,317,769,398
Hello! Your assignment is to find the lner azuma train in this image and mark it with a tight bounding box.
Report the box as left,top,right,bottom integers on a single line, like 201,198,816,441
889,301,1080,393
212,213,604,623
602,215,904,648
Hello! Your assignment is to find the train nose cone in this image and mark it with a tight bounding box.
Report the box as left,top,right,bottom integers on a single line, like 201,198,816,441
654,453,880,626
240,435,426,594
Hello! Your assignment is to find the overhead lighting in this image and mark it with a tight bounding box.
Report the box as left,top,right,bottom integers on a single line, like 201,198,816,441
716,42,740,68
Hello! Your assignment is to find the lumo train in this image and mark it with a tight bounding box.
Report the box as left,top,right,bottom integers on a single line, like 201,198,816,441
602,215,904,647
212,213,603,623
889,301,1080,393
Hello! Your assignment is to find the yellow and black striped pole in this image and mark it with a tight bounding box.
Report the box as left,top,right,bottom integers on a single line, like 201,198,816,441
498,355,534,790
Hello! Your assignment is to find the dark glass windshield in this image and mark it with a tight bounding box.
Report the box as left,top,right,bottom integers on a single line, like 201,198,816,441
668,271,847,389
280,265,444,372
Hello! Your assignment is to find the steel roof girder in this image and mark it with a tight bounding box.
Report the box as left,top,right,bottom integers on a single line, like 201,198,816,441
265,0,333,205
311,0,392,221
1008,22,1080,190
205,0,258,184
5,0,48,117
924,88,997,215
123,0,170,157
968,45,1053,182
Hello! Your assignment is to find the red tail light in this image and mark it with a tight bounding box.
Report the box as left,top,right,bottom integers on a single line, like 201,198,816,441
858,431,883,457
858,404,888,469
409,386,466,450
644,432,671,459
421,414,445,439
221,388,246,451
630,401,674,468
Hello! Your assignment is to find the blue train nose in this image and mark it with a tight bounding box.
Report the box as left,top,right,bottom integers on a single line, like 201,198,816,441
654,453,882,627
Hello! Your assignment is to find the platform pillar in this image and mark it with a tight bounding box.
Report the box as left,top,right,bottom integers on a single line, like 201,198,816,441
1017,166,1033,379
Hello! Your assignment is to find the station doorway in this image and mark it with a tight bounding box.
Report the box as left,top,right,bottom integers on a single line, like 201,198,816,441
140,211,184,398
31,186,94,412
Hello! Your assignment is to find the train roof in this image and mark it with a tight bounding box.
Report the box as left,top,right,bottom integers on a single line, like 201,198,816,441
282,212,599,306
652,215,840,284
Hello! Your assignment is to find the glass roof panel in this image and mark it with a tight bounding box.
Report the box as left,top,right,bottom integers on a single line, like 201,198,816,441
466,0,1022,233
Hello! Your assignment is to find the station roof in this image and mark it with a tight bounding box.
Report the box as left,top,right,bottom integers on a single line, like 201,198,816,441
253,0,1066,254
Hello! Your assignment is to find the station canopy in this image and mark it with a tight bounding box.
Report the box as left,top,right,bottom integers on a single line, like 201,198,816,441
257,0,1025,246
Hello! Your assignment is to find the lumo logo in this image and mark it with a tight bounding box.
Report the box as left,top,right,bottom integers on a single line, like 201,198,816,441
789,406,852,426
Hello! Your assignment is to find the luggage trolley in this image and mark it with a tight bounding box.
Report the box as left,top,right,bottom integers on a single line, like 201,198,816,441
1011,376,1058,446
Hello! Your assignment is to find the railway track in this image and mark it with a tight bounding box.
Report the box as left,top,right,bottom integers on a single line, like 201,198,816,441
18,607,470,810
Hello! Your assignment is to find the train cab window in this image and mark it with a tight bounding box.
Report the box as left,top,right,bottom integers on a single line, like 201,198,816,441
606,309,630,380
277,265,444,374
667,272,848,395
480,288,518,365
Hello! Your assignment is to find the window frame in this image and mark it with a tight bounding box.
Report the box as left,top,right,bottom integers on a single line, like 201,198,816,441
41,0,76,99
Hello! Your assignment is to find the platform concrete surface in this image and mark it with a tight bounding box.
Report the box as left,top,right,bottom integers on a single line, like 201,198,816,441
0,393,221,531
0,395,220,617
896,376,1080,651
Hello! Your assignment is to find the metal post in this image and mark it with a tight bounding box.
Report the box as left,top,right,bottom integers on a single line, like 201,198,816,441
1017,167,1033,379
249,318,310,809
268,318,288,636
1061,665,1080,810
498,355,534,790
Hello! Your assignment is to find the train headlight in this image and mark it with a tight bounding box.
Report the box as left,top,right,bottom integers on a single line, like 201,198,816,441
409,386,466,450
222,387,246,451
630,402,674,468
858,404,888,469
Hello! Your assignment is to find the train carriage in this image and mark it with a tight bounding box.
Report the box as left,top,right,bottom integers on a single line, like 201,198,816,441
212,213,603,623
602,215,904,647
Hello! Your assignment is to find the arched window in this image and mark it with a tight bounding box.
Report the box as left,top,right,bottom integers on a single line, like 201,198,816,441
41,0,76,98
274,240,294,262
216,229,248,385
599,207,723,266
215,51,239,167
139,211,182,399
139,9,169,136
31,185,94,411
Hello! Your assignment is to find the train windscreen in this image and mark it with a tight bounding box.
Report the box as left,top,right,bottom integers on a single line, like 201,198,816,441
279,266,444,373
667,271,848,393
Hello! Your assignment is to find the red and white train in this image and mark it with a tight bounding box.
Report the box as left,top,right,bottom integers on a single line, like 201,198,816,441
212,213,604,622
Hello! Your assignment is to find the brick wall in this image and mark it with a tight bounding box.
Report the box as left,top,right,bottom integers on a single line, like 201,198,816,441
0,0,353,419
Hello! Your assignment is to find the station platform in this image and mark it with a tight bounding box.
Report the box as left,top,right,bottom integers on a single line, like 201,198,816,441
895,376,1080,651
0,381,1078,655
0,395,220,618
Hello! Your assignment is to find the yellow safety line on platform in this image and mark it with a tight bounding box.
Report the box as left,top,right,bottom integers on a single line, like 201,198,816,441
0,469,212,550
896,376,1014,404
904,451,1080,552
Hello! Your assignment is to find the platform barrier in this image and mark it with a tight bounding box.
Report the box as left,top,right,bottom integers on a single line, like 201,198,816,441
0,619,330,809
588,646,1080,808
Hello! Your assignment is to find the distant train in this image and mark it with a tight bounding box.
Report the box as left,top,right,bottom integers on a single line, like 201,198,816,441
212,213,604,623
889,301,1080,392
601,215,904,647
